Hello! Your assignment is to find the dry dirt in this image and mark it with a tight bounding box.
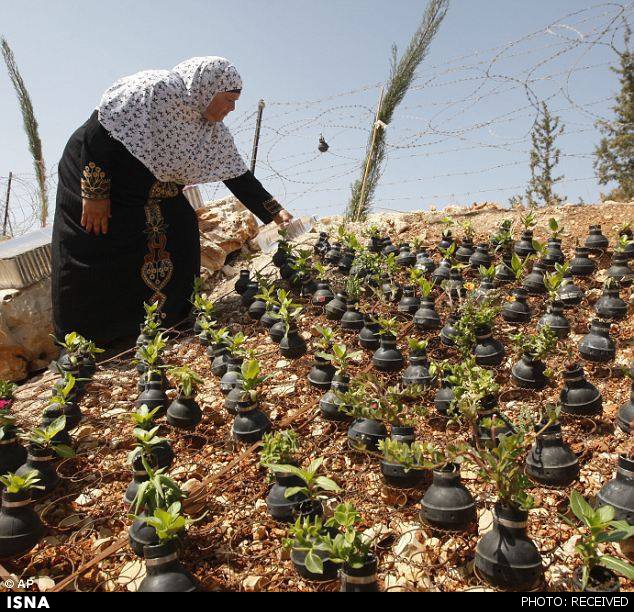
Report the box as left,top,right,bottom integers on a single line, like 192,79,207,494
2,201,633,593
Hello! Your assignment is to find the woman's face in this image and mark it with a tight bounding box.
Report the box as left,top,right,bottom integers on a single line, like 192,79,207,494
204,91,240,122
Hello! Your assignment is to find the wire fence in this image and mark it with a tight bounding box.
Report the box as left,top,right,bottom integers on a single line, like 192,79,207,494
1,2,632,236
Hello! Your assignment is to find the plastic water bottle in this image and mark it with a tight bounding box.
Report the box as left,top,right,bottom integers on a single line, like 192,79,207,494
256,216,317,253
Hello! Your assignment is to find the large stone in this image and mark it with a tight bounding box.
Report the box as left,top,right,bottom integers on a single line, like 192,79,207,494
197,196,259,272
0,278,57,381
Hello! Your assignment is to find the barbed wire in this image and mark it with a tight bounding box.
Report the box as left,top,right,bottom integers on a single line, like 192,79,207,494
2,2,632,234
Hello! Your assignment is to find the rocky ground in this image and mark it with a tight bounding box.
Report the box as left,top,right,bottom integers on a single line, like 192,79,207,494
2,201,633,593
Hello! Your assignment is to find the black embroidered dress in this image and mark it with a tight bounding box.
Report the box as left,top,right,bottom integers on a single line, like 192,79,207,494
52,111,281,346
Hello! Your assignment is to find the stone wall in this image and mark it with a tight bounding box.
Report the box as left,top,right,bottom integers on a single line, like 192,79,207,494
0,278,57,381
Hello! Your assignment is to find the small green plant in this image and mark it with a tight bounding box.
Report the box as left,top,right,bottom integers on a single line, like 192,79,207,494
0,409,18,441
0,470,43,494
561,491,634,590
345,276,362,303
0,380,17,401
131,460,184,516
272,289,303,333
511,325,558,362
260,430,300,468
459,220,475,240
130,404,161,430
448,358,500,425
414,276,434,298
266,457,340,502
615,234,634,254
439,242,456,261
208,326,231,346
167,366,203,399
377,317,399,338
238,359,269,402
135,332,167,379
283,514,329,568
378,438,445,471
492,219,513,252
543,270,564,302
308,503,373,574
312,326,335,353
22,416,74,458
407,337,428,353
136,502,202,543
49,373,77,411
317,343,362,375
141,301,162,337
520,210,537,231
478,264,496,282
548,217,564,240
453,295,501,358
128,426,166,465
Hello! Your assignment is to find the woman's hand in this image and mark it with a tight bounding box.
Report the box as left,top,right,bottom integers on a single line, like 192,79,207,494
273,209,293,227
81,198,111,235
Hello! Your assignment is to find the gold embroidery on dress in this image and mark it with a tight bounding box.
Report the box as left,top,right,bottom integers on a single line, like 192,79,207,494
141,181,179,315
262,197,282,216
80,162,111,199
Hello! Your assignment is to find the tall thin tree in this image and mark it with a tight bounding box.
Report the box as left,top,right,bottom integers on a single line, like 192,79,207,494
346,0,449,222
525,102,566,208
594,26,633,202
1,37,48,227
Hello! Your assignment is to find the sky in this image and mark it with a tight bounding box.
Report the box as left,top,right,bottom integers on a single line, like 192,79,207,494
0,0,632,231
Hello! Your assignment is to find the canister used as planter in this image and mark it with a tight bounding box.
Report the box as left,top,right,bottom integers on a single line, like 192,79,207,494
584,224,609,254
266,470,309,522
372,335,404,372
415,251,435,274
358,316,381,351
511,355,548,390
514,230,536,257
259,305,280,330
474,503,543,591
570,247,596,277
136,381,168,417
139,540,198,592
440,312,459,346
537,301,570,339
0,489,44,559
397,286,420,315
209,343,229,377
311,283,334,308
340,555,379,592
595,284,628,320
319,374,350,421
279,326,307,359
434,381,455,416
557,276,584,307
234,270,250,295
579,320,616,363
455,238,475,263
166,398,202,430
380,461,427,489
291,546,339,583
129,513,159,557
470,243,492,269
606,252,633,286
495,252,515,284
420,463,476,531
347,418,387,453
572,566,620,593
390,425,416,446
502,288,532,324
340,303,365,332
232,400,271,444
325,292,348,321
559,364,603,417
413,298,441,331
16,446,59,499
523,262,547,295
307,355,336,390
269,320,286,344
220,357,244,394
596,454,634,524
396,243,416,268
402,350,433,387
431,260,451,286
525,420,579,487
473,325,505,367
0,430,27,476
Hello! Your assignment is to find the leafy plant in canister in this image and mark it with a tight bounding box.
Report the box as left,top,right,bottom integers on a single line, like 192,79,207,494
284,515,339,582
413,277,440,330
231,359,272,443
378,438,439,489
562,491,634,592
372,318,404,372
17,417,74,499
261,430,306,522
510,325,558,390
267,457,340,521
402,339,433,388
166,366,204,429
319,343,358,421
462,429,545,590
454,295,504,367
125,426,174,506
595,279,628,320
135,333,168,414
128,461,184,557
0,471,45,559
559,362,603,417
137,502,201,592
596,454,634,525
308,326,337,389
219,333,248,393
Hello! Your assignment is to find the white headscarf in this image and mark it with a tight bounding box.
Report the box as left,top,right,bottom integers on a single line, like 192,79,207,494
98,57,248,185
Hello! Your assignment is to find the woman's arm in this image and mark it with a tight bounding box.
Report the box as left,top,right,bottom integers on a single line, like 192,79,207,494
223,171,292,225
80,112,117,235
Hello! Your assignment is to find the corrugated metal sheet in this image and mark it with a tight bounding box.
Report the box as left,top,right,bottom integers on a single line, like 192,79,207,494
0,227,53,289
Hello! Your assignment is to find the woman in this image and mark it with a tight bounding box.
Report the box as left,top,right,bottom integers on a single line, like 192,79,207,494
52,56,292,348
